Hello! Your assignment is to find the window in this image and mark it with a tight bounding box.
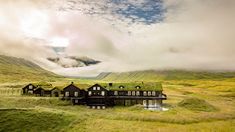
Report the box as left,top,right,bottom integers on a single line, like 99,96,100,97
101,91,105,96
74,92,78,97
97,87,100,90
152,91,156,96
143,100,147,106
75,99,78,103
29,85,33,89
148,91,152,96
136,91,140,96
114,91,118,96
93,87,96,90
28,90,33,94
128,91,131,96
119,86,124,89
136,86,141,89
88,91,92,96
132,91,135,96
65,92,69,97
143,91,147,96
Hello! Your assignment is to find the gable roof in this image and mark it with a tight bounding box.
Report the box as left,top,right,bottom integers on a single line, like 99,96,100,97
22,84,36,89
34,87,44,91
63,83,81,91
88,84,108,91
100,82,162,91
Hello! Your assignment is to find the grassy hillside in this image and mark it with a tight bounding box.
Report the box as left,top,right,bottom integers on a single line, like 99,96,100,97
0,77,235,132
0,55,60,83
0,56,235,131
98,70,235,81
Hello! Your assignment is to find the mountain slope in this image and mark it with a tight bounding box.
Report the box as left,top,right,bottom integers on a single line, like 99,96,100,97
0,55,59,83
97,70,235,81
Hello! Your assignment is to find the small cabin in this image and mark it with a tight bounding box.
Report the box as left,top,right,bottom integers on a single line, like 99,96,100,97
62,82,85,99
51,87,61,97
22,84,37,95
31,87,61,97
34,87,44,96
86,84,108,109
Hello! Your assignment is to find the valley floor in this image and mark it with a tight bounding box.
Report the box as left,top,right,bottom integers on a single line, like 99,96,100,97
0,78,235,132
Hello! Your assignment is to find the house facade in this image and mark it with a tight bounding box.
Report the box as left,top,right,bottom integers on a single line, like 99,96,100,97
22,82,167,109
62,82,86,105
69,82,167,109
22,84,37,95
85,84,109,109
22,84,61,97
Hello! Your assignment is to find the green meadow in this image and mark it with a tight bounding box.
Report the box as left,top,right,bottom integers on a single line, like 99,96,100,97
0,77,235,132
0,55,235,131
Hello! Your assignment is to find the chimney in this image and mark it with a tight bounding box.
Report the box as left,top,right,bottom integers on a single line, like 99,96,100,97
109,83,113,87
71,82,74,84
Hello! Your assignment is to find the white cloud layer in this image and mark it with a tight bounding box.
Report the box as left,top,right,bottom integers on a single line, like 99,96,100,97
0,0,235,77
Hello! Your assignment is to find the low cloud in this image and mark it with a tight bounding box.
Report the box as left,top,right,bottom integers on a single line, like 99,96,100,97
0,0,235,77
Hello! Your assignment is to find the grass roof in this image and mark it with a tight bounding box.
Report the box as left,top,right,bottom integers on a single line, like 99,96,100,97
100,82,162,91
31,82,162,91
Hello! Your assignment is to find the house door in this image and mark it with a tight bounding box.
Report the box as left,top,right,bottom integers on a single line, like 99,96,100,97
54,92,59,97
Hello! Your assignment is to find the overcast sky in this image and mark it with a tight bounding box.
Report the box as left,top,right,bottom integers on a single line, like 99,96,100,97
0,0,235,77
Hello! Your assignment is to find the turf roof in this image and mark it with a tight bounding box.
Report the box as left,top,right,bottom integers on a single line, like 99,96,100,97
100,82,162,91
30,82,162,91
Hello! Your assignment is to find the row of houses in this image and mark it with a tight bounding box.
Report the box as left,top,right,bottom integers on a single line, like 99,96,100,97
22,83,60,97
22,82,167,109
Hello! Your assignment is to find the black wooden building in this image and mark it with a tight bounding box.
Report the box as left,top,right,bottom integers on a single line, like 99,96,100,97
86,84,109,109
67,82,167,109
22,84,37,95
62,82,86,105
22,83,61,97
22,82,167,109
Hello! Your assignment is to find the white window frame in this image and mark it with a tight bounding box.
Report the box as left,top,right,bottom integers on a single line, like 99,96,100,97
101,91,105,96
65,91,69,97
148,91,152,96
97,87,100,90
88,91,92,96
143,100,147,106
114,91,118,96
143,91,147,96
136,91,140,96
132,91,135,96
75,99,78,103
119,86,124,89
29,85,33,89
152,91,156,96
93,87,96,90
74,91,78,97
128,91,131,96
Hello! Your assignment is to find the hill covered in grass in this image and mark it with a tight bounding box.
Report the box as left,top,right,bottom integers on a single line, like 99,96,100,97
97,70,235,81
0,55,60,83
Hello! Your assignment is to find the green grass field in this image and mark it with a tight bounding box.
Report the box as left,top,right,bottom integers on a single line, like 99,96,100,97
0,55,235,131
0,78,235,132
